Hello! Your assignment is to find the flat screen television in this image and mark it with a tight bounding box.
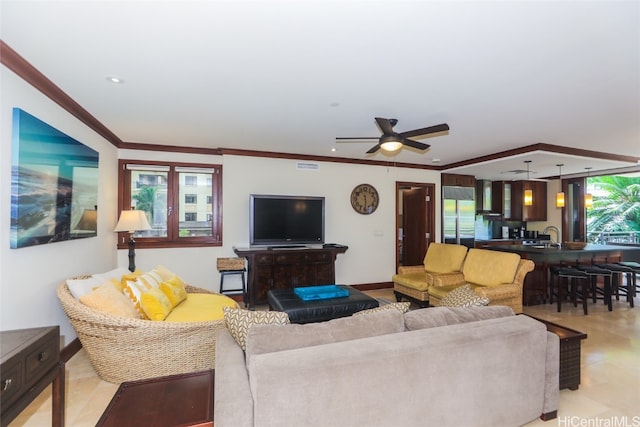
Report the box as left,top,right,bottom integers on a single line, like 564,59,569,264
250,194,325,246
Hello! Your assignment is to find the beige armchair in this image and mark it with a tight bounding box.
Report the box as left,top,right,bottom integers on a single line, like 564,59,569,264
428,248,535,314
392,243,468,307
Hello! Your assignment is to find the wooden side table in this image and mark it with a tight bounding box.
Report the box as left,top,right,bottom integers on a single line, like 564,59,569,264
526,316,588,390
96,369,214,427
0,326,65,427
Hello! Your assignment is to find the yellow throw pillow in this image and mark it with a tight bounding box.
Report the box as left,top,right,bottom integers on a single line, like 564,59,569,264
153,265,176,282
139,287,173,321
123,280,148,319
159,276,188,307
121,271,142,290
79,280,140,319
136,271,162,290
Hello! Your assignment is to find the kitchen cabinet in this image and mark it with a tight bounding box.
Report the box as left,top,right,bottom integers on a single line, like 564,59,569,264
511,181,547,221
493,180,546,221
441,173,475,187
491,181,512,218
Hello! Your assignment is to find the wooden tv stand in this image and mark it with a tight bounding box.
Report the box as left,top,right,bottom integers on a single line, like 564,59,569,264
234,245,348,309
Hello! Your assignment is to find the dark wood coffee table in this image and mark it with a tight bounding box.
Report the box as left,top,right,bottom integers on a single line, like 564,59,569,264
527,316,587,390
268,285,379,323
96,370,214,427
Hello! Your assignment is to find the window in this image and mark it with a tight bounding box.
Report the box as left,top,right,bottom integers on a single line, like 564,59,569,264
118,160,222,248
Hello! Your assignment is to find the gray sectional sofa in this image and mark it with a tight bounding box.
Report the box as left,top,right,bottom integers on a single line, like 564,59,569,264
215,306,559,427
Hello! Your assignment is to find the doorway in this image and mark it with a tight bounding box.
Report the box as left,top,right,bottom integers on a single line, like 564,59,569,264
396,181,436,272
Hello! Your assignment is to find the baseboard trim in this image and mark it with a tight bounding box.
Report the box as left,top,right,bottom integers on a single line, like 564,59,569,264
60,338,82,363
351,282,393,291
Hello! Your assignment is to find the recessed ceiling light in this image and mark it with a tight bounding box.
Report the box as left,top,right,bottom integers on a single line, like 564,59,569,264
331,147,337,152
329,102,340,107
106,76,124,84
432,158,441,163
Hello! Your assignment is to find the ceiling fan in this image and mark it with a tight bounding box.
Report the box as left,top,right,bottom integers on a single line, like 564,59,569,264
336,117,449,154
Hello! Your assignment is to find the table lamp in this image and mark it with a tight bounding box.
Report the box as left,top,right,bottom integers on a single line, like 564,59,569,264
114,209,152,272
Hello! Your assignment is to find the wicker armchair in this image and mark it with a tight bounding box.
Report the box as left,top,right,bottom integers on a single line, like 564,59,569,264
57,280,227,383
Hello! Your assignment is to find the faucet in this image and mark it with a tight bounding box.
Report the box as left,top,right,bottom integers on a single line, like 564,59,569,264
542,226,561,248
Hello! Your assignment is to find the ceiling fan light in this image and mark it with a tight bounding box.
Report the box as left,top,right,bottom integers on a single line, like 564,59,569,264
379,135,403,152
556,191,565,208
524,189,533,206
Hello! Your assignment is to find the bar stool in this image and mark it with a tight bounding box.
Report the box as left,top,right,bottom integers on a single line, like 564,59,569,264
217,257,247,307
617,261,640,298
575,264,613,311
595,263,635,308
549,266,590,315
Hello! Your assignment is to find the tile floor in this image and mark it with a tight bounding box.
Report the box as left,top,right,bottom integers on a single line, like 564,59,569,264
8,288,640,426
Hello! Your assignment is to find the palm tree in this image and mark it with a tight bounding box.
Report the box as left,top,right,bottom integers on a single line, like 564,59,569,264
587,176,640,242
132,185,156,223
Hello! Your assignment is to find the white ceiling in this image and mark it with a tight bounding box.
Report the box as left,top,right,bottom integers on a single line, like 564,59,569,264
2,0,639,181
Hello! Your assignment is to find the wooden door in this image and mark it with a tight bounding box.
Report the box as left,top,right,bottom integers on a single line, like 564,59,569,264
403,188,426,266
397,183,435,269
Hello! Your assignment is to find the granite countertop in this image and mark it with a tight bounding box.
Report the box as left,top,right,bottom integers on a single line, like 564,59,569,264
487,244,638,254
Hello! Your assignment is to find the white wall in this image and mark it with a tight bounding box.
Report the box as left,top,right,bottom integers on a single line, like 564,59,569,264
0,66,119,345
119,153,441,291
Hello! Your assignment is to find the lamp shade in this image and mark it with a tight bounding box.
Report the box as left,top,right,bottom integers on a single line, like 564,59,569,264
114,210,152,233
585,193,593,208
524,189,533,206
75,208,98,231
556,191,565,208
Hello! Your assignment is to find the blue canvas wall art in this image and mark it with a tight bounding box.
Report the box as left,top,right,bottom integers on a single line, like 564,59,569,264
10,108,99,249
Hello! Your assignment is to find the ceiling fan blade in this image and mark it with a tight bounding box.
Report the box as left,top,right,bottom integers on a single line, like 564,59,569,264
374,117,395,135
336,137,379,141
400,123,449,139
366,144,381,154
402,138,431,151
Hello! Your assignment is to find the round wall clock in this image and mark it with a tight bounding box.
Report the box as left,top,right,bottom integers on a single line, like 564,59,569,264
350,184,379,215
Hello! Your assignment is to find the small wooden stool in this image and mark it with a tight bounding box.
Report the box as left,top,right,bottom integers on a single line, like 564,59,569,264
217,258,247,307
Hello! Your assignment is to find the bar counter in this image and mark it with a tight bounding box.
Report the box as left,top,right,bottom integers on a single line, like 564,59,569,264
484,244,640,305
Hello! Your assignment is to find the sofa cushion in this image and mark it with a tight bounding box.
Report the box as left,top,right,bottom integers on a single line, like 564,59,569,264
223,307,290,351
462,248,521,286
79,279,141,319
440,284,490,308
245,309,405,365
165,293,237,322
404,306,514,331
67,276,102,300
92,267,133,283
353,302,411,316
423,243,468,273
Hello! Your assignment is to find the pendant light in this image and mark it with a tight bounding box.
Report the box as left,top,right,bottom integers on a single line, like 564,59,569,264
556,164,565,208
524,160,533,206
584,167,593,208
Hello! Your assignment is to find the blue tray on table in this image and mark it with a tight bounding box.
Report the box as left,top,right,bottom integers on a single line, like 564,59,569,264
294,285,349,301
